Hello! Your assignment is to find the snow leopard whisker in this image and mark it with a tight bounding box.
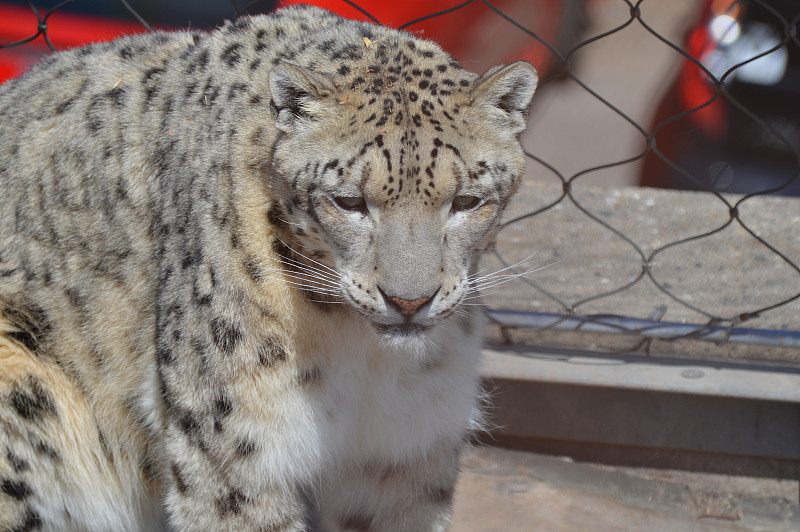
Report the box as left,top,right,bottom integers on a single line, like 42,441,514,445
467,255,551,294
467,270,540,294
276,237,341,277
280,280,341,295
263,273,341,294
268,255,342,285
468,274,536,293
262,265,341,287
468,253,540,284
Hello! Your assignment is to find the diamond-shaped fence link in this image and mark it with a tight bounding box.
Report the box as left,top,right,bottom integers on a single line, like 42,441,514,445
2,0,799,356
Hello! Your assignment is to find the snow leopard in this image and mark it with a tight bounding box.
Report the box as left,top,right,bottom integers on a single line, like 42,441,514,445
0,5,536,530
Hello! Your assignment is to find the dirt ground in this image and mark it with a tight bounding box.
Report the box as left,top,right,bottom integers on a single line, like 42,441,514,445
452,446,800,532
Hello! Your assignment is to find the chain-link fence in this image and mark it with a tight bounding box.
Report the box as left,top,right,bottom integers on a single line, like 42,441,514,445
2,0,799,361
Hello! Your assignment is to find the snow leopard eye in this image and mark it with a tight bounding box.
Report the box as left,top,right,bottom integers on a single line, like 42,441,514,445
451,195,482,212
333,195,367,214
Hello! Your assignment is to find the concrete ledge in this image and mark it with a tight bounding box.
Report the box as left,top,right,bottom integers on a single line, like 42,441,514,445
483,344,800,403
480,344,800,479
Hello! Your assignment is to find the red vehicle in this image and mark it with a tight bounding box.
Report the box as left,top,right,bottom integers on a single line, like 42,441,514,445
641,0,800,196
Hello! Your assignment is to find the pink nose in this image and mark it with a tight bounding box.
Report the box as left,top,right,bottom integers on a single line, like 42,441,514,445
388,295,432,316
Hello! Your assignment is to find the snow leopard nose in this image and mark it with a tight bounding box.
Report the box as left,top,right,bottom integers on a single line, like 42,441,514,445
379,287,439,317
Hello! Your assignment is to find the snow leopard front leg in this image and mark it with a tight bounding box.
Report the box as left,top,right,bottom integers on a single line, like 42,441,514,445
160,421,307,531
153,260,314,530
316,439,462,532
156,321,313,530
157,339,310,530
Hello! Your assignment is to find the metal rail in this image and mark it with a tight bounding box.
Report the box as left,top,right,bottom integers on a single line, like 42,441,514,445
485,308,800,350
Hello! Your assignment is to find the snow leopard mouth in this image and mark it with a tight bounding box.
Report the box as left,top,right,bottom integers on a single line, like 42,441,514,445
373,322,432,338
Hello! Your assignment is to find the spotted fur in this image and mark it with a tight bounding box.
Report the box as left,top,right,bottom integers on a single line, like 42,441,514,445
0,5,536,531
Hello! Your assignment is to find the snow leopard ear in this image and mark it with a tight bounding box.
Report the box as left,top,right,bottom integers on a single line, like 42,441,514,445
470,61,538,135
269,64,338,133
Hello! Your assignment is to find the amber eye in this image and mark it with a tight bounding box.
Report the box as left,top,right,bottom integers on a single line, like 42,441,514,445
451,195,482,212
333,195,367,213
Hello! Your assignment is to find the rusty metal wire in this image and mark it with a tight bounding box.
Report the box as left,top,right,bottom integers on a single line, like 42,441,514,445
1,0,799,352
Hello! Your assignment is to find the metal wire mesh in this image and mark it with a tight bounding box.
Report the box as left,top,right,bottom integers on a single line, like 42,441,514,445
1,0,799,355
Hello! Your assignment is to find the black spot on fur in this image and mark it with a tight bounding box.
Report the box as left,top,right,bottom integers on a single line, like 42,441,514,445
235,438,257,457
211,318,242,355
216,487,247,517
221,43,243,67
5,329,36,354
13,507,42,532
266,202,288,229
9,377,57,422
178,411,202,439
54,96,77,115
382,149,393,172
227,82,248,100
257,337,287,366
5,450,29,473
322,158,340,175
2,304,50,355
299,366,322,386
157,345,174,369
243,257,264,283
171,462,189,494
1,478,32,500
29,434,60,462
119,45,134,60
271,238,294,266
105,86,125,107
213,392,233,432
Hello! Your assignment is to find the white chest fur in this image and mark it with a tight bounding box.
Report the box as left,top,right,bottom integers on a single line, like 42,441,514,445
194,310,484,495
308,316,483,467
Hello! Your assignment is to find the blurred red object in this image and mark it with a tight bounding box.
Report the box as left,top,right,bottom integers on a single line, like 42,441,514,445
0,2,151,83
278,0,574,75
1,0,578,83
